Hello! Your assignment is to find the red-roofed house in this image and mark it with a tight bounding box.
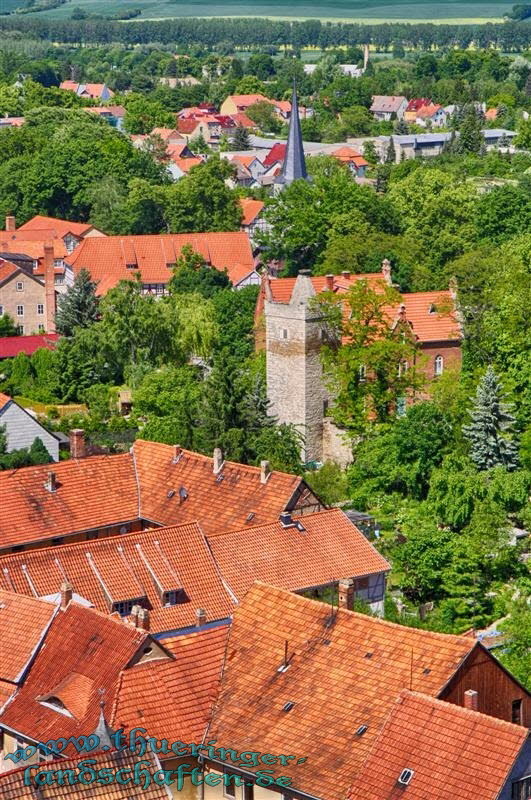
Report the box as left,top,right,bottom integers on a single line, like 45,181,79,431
263,142,287,169
404,97,432,123
0,333,59,360
59,80,114,101
239,197,269,246
416,103,447,127
66,232,260,293
0,438,323,554
220,94,271,115
258,266,462,463
331,146,369,176
204,583,530,800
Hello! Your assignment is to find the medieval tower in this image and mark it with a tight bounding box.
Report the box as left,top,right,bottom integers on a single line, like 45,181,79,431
265,271,326,464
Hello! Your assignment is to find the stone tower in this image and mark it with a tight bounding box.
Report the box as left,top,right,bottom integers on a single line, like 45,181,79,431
265,270,326,464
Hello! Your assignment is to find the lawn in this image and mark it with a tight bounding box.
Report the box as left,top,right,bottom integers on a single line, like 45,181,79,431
13,0,513,22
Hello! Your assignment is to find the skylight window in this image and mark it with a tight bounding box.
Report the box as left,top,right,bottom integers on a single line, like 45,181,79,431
355,725,368,736
398,769,414,787
282,702,295,712
38,696,73,718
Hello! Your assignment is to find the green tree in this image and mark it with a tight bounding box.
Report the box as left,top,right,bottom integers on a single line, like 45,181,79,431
316,280,424,432
463,367,519,471
123,95,175,134
0,313,18,337
164,156,242,233
231,124,251,151
514,118,531,149
455,107,483,155
498,595,531,688
169,244,230,298
245,100,280,135
55,268,99,336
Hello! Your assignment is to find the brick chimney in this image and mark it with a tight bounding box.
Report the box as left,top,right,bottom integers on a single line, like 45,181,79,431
338,578,354,610
43,241,56,333
137,608,150,631
172,444,182,463
44,471,57,493
464,689,478,711
260,460,271,484
60,582,73,610
381,258,392,285
69,429,86,459
213,447,223,475
130,604,142,627
325,274,334,292
5,215,16,232
341,271,351,279
279,511,293,527
195,608,207,627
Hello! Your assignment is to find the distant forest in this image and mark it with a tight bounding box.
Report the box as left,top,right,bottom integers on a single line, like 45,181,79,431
0,17,530,49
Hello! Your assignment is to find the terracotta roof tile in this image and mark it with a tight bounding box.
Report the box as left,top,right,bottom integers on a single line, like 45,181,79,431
133,440,312,535
171,156,204,173
227,94,271,108
18,215,94,239
113,623,229,743
0,333,60,360
229,112,256,128
0,440,317,551
207,583,476,800
0,238,67,261
0,258,21,283
263,142,286,167
0,453,139,550
239,198,265,226
261,275,461,343
348,690,527,800
0,392,11,411
0,523,235,631
0,602,148,742
0,749,169,799
67,232,255,293
0,590,56,684
206,508,389,598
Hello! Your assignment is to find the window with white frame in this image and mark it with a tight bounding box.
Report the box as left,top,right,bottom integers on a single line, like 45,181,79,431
359,365,367,382
16,281,24,291
434,355,444,376
17,325,24,335
37,304,44,315
16,305,24,316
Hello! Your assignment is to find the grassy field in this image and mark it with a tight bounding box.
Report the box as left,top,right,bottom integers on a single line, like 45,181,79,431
9,0,514,22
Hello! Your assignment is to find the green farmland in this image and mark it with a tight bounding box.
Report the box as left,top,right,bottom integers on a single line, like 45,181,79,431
8,0,515,22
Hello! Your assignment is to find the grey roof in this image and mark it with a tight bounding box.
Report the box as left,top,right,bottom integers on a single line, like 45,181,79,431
376,128,516,147
275,83,308,186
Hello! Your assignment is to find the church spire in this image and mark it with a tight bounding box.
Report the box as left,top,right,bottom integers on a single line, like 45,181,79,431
277,82,308,186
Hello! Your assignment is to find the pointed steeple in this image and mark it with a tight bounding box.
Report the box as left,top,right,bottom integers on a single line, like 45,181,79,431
93,693,115,750
276,82,308,186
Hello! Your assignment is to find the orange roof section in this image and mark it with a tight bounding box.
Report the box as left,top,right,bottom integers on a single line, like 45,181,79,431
230,112,256,128
66,232,255,292
18,214,94,238
133,439,308,536
172,156,204,173
261,273,461,343
0,750,170,800
240,197,265,226
348,690,527,800
0,392,11,410
207,583,476,800
0,523,235,631
228,93,271,108
113,623,229,743
0,602,147,742
0,440,312,549
0,590,56,684
0,453,139,550
0,238,67,261
0,259,20,283
206,508,390,599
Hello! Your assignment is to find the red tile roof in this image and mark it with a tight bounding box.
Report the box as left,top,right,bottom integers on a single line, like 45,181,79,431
0,453,139,550
227,93,271,109
0,258,20,284
406,97,432,112
240,197,265,226
261,274,461,343
348,690,528,800
172,156,204,173
177,117,201,134
0,602,149,742
67,232,255,293
0,590,56,685
207,583,476,800
0,333,60,359
416,103,444,119
0,392,11,411
0,523,235,631
0,440,317,550
206,508,389,599
133,439,314,536
112,623,229,743
332,146,369,167
263,142,287,167
18,214,94,239
230,112,256,128
0,238,67,261
0,750,170,800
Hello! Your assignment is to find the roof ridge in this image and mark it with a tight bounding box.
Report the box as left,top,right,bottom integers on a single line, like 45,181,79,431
205,507,338,538
251,582,474,644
